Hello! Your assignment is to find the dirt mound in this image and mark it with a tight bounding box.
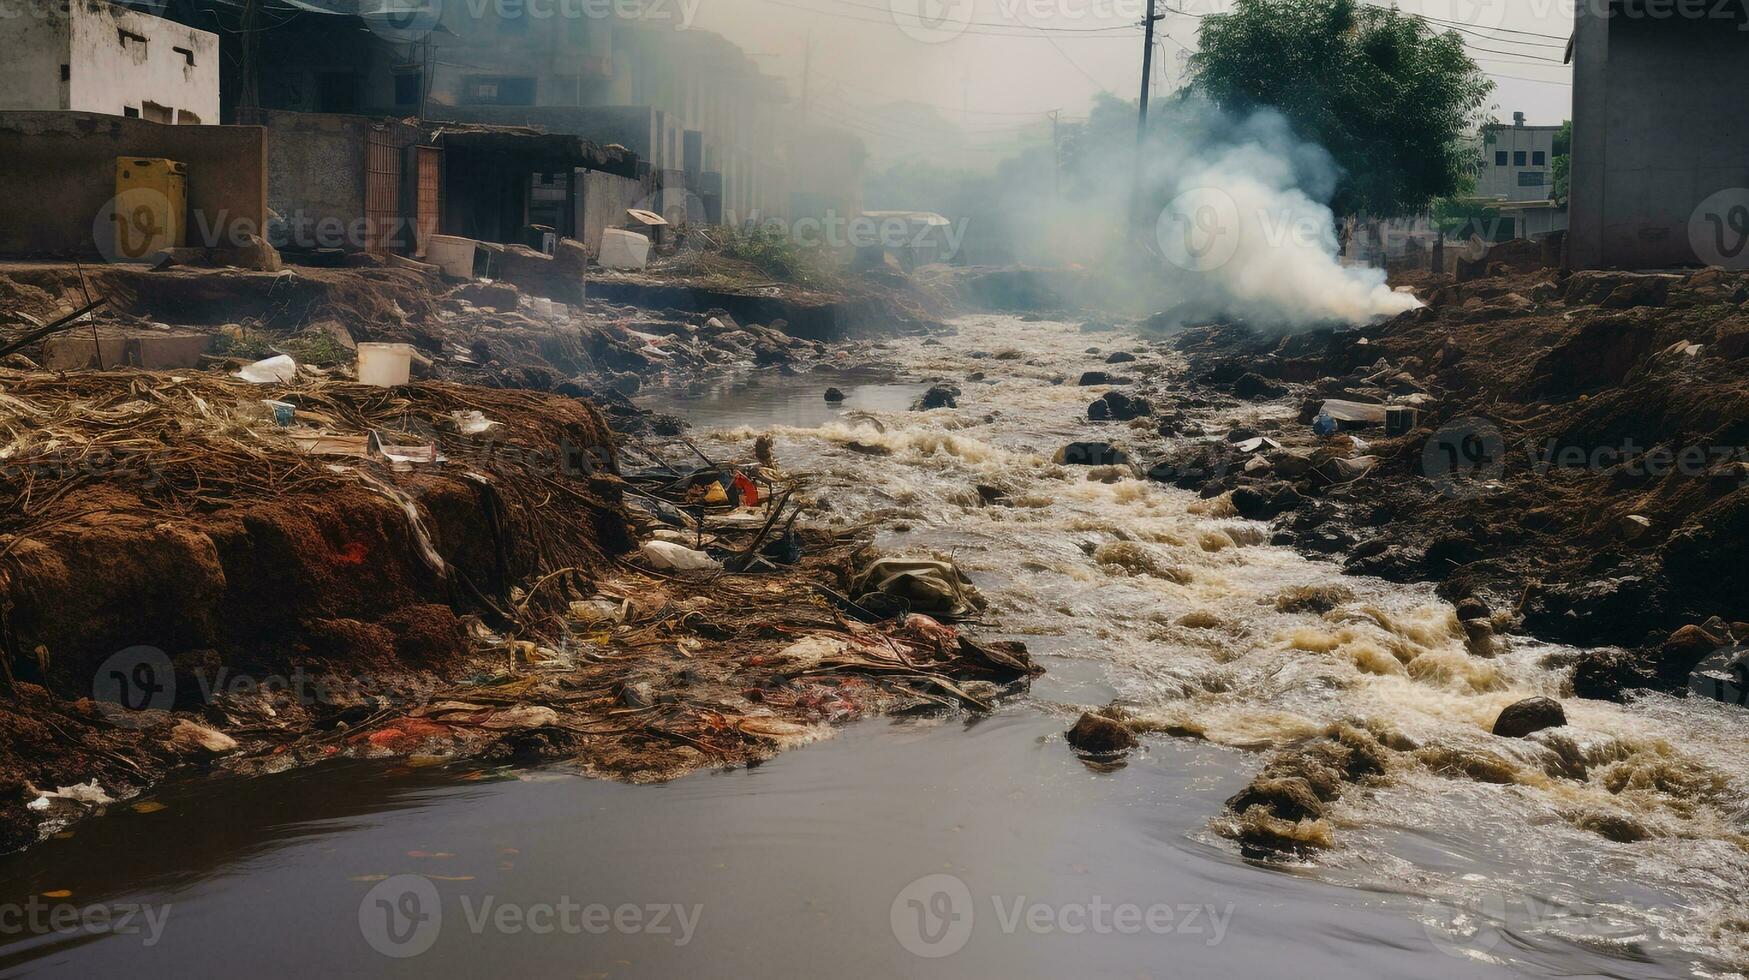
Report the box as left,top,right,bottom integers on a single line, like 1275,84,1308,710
1157,261,1749,697
0,263,440,336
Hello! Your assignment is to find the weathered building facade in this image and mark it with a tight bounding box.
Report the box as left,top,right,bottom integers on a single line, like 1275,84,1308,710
1567,0,1749,268
0,0,219,124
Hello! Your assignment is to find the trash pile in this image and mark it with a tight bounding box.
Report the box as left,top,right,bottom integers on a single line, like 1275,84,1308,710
0,361,1039,848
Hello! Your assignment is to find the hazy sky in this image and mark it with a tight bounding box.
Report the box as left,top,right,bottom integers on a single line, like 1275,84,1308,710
692,0,1574,156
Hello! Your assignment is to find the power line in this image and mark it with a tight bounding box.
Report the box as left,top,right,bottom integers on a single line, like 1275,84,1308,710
809,69,1058,116
1370,3,1571,40
1172,2,1569,57
748,0,1140,37
802,0,1144,32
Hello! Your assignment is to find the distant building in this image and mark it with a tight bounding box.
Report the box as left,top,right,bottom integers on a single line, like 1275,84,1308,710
0,0,218,124
1473,112,1567,240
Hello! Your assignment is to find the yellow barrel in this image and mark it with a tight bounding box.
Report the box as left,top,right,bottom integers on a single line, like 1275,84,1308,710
112,158,187,261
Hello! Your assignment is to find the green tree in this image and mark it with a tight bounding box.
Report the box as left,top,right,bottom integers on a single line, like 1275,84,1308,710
1186,0,1494,217
1550,119,1572,204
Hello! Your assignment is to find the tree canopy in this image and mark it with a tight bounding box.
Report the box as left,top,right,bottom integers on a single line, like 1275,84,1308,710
1185,0,1495,217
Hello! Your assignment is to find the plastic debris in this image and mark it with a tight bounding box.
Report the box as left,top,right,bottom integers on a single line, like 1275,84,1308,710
640,540,722,571
234,354,297,384
449,410,501,435
851,557,986,620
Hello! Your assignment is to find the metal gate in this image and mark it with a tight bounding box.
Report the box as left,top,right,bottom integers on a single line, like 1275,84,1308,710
364,128,401,254
413,144,442,258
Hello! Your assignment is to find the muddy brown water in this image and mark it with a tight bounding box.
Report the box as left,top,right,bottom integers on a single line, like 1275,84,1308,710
0,316,1743,977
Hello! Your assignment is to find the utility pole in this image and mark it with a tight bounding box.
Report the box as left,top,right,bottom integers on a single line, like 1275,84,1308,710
1049,109,1060,202
1130,0,1164,232
800,30,813,122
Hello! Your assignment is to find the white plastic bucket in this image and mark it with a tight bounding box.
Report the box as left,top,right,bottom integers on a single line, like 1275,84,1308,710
427,234,478,279
357,342,414,387
599,228,651,271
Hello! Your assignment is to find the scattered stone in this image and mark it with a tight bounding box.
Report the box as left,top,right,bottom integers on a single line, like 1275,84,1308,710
1088,391,1151,422
1461,618,1495,658
1231,481,1302,519
1056,441,1130,466
1269,450,1314,478
1077,371,1132,386
1226,776,1325,822
1455,596,1491,621
1065,712,1137,754
165,719,239,758
1104,351,1137,364
454,281,520,312
1274,584,1353,614
1492,696,1566,738
912,384,958,410
1234,373,1288,400
823,387,845,402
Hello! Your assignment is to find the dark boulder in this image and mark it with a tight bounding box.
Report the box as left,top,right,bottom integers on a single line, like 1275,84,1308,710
912,384,959,410
1225,776,1325,822
1089,391,1151,422
1078,370,1133,386
1104,351,1137,364
1065,712,1137,754
823,387,845,402
1234,372,1288,400
1057,441,1130,466
1231,481,1303,519
1492,696,1567,738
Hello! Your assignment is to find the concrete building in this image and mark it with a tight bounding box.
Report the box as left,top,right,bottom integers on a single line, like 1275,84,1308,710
1478,113,1560,203
415,21,790,223
1471,113,1568,240
0,0,218,124
1567,0,1749,268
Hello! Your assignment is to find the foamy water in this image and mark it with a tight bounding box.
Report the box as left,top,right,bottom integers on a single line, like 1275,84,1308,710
669,315,1749,973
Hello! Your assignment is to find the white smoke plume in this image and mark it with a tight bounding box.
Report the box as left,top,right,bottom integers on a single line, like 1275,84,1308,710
1145,100,1421,330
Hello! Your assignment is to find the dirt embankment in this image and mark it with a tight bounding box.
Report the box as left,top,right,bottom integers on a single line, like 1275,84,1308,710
1149,257,1749,699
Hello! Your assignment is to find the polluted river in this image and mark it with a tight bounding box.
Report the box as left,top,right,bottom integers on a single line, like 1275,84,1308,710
2,315,1745,978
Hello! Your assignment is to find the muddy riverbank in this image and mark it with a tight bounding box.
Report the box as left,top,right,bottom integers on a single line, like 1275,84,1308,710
1,288,1746,973
0,262,1028,853
1153,261,1749,701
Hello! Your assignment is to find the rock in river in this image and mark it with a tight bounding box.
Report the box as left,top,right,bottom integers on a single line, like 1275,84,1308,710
1492,696,1567,738
1065,712,1137,754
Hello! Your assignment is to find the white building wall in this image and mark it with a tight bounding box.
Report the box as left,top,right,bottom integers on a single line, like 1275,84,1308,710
0,8,71,110
66,1,218,123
